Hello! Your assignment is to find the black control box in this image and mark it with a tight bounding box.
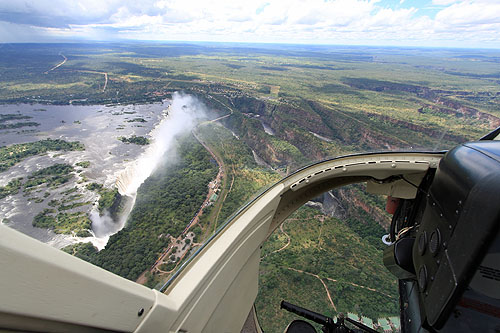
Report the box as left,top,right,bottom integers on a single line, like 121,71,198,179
412,141,500,329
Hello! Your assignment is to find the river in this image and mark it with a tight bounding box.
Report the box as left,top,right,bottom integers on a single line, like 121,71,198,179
0,101,168,249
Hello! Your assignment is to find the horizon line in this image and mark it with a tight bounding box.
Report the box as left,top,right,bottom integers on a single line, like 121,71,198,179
2,40,500,51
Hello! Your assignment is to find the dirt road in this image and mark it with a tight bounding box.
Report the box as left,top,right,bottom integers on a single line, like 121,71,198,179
44,53,67,74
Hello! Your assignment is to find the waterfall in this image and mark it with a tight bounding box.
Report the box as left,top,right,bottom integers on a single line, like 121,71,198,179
90,92,207,245
116,166,140,196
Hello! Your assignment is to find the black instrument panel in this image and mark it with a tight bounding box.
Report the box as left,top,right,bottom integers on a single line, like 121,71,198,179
411,142,500,329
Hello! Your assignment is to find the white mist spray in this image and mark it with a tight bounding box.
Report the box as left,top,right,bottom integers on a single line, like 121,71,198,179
89,92,207,244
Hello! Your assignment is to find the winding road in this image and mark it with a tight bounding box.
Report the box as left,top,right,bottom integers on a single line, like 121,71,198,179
286,267,338,312
44,52,108,92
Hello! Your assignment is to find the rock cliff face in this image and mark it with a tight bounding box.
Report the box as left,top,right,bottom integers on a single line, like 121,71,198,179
342,77,500,129
371,113,467,143
308,187,390,232
107,192,134,223
304,100,410,149
227,96,409,167
334,187,391,231
219,89,482,170
221,94,400,230
430,97,500,128
223,112,297,166
321,191,348,219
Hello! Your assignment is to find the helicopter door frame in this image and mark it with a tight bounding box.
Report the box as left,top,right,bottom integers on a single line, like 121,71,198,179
0,152,443,333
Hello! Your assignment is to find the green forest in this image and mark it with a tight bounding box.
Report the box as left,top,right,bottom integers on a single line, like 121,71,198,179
257,207,398,332
66,134,217,281
118,135,150,145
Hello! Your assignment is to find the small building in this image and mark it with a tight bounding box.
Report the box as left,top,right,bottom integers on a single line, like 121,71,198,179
378,318,392,332
388,316,401,331
378,318,389,327
347,313,359,322
361,316,374,329
381,324,392,333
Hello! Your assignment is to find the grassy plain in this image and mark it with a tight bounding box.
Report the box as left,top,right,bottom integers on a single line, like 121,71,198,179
1,44,498,151
257,207,398,332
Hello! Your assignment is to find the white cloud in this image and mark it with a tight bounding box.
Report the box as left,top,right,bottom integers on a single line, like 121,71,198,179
432,0,459,5
0,0,498,48
436,1,500,26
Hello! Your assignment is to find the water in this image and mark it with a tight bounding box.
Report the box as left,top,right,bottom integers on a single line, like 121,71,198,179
309,131,332,142
1,93,209,250
108,93,207,234
252,150,272,168
0,102,168,249
262,121,275,136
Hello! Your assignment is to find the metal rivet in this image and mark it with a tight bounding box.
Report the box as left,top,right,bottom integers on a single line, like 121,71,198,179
391,163,396,168
138,308,144,317
342,167,347,172
449,225,452,230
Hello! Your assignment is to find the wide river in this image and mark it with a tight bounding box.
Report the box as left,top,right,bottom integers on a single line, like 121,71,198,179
0,101,169,249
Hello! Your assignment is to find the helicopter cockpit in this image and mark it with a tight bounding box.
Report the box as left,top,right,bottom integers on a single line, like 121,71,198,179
1,129,499,333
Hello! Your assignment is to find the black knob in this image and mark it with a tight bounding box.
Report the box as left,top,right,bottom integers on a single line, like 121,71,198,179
418,231,427,256
429,229,441,256
418,265,428,292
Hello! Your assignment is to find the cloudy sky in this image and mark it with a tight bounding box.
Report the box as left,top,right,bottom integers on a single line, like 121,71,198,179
0,0,499,48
